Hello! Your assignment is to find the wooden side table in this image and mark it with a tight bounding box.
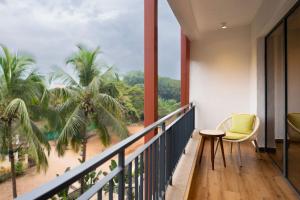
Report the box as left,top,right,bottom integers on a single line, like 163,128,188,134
198,130,226,170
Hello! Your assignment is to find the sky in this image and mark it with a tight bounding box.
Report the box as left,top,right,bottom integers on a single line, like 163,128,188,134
0,0,181,79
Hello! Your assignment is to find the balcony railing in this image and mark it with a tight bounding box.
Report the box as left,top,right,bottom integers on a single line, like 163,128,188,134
16,103,195,200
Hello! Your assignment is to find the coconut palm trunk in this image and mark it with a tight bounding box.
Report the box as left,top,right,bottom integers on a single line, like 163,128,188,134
8,123,17,198
80,138,87,194
81,138,87,163
9,146,17,198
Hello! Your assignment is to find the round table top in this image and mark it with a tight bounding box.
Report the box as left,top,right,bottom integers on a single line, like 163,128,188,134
199,129,225,137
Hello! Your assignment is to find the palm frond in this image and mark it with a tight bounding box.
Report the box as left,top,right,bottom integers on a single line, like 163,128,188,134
50,67,80,88
27,141,49,172
66,45,101,86
56,105,87,156
94,93,124,118
0,121,9,158
4,98,49,171
50,86,79,101
0,45,39,103
94,103,128,140
93,122,110,146
87,75,104,95
30,121,51,154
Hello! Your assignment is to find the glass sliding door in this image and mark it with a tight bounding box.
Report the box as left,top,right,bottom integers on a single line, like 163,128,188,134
266,23,285,170
287,6,300,192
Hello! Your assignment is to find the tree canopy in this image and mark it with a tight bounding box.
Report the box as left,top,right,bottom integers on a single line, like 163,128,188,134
122,71,180,119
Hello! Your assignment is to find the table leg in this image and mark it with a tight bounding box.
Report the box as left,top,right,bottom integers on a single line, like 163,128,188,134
219,136,226,167
199,136,206,164
210,137,214,170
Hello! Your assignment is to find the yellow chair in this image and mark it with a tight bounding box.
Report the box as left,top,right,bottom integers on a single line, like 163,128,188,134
215,114,260,167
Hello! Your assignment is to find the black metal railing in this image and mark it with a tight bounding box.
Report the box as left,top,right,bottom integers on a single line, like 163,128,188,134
16,103,195,200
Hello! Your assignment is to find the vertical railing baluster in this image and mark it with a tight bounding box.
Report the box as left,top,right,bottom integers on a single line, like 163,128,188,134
145,149,148,200
135,157,139,200
150,145,153,199
170,127,173,186
155,140,159,200
166,128,170,186
109,179,113,200
139,153,144,200
128,162,133,199
97,188,102,200
160,122,166,198
161,122,166,193
118,150,125,200
153,141,157,200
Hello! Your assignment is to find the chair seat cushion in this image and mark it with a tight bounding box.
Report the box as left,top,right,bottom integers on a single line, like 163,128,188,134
224,131,248,140
230,114,255,134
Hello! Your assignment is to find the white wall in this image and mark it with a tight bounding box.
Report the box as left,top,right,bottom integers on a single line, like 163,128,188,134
189,0,297,147
190,25,251,129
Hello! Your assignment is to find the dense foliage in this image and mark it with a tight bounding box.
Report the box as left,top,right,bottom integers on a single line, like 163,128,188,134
123,71,181,119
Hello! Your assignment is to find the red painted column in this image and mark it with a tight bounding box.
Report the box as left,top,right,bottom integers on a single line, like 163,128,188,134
181,30,190,107
144,0,158,142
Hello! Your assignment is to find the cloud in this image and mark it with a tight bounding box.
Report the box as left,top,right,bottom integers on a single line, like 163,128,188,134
0,0,180,79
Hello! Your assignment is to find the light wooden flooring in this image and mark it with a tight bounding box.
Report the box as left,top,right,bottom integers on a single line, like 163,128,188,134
188,140,300,200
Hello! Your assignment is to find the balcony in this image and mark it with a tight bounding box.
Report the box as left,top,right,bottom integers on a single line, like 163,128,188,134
15,103,299,200
4,0,300,199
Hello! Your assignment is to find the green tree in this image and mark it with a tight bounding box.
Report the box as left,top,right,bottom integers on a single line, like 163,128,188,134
158,98,180,118
123,71,144,86
123,71,180,102
127,84,144,120
123,71,181,120
52,45,129,192
0,45,50,198
158,77,180,102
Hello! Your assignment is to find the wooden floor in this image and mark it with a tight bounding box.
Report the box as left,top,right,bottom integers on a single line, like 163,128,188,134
188,140,300,200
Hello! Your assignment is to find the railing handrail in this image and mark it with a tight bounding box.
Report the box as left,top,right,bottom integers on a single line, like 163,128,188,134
16,103,193,200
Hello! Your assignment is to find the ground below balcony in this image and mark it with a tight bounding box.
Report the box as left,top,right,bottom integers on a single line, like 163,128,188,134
189,139,299,200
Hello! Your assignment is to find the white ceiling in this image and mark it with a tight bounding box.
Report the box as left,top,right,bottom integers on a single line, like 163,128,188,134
168,0,263,40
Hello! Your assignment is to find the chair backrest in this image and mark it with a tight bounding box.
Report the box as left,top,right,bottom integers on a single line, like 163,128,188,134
287,114,300,141
216,115,260,141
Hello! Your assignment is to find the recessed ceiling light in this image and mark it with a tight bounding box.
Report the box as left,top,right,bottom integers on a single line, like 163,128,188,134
221,22,227,29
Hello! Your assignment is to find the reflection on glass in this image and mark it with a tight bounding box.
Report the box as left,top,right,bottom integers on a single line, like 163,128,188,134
266,23,285,170
287,6,300,192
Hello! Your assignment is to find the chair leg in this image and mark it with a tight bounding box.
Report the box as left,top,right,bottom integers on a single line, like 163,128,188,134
254,139,259,152
199,136,206,165
210,137,215,170
230,142,233,154
219,137,226,168
214,138,219,157
238,143,242,167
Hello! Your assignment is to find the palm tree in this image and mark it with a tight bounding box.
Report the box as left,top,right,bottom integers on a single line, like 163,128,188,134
0,45,50,198
52,45,128,192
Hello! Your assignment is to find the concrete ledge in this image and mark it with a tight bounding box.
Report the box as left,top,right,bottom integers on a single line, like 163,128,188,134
166,131,201,200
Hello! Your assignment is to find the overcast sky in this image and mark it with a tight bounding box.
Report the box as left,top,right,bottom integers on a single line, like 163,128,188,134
0,0,180,79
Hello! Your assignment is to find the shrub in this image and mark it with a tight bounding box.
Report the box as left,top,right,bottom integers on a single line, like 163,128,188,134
0,162,25,183
0,173,11,183
15,161,25,176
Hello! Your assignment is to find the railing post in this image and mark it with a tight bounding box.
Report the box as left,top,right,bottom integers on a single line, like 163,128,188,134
118,150,125,200
161,123,166,197
166,125,173,186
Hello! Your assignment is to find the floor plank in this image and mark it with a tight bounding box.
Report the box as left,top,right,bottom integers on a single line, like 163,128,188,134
188,139,299,200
